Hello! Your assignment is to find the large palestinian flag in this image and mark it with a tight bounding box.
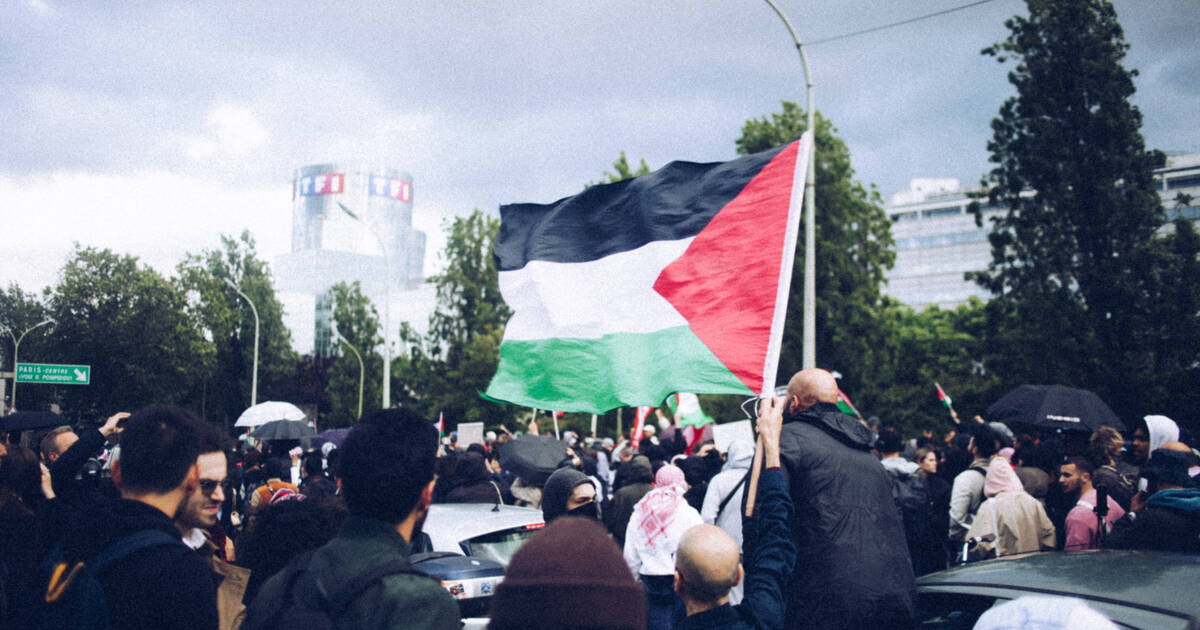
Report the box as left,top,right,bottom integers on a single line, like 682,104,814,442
486,133,813,413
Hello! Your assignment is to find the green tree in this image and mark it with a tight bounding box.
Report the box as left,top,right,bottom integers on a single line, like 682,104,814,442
176,231,296,427
736,101,896,399
0,283,54,412
603,151,652,183
972,0,1198,425
393,210,518,429
327,281,382,425
45,246,208,420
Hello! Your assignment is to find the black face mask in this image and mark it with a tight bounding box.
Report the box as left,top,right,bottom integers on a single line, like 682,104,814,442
565,500,600,522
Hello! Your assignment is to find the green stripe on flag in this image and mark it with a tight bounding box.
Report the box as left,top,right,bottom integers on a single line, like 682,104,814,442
485,325,751,413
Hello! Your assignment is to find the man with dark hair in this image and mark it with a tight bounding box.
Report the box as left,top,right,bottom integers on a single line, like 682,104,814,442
777,369,915,628
949,423,999,544
175,426,250,630
46,404,217,630
1059,456,1124,550
244,408,458,630
297,451,336,499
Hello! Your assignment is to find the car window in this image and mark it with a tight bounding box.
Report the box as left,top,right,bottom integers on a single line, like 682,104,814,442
918,592,1001,630
461,526,538,567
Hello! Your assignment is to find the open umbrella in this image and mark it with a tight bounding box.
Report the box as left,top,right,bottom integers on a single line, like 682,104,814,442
250,419,316,441
1,410,67,432
308,428,350,450
498,434,570,486
985,384,1124,432
235,401,306,428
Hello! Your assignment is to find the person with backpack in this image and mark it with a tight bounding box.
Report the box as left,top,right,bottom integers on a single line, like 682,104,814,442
877,427,934,577
948,424,1000,545
39,404,218,630
242,408,458,630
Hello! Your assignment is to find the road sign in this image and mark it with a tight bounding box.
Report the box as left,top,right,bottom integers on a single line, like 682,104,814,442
15,363,91,385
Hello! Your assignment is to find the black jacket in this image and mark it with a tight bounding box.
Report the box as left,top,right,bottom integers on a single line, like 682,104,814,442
778,403,916,629
57,497,218,630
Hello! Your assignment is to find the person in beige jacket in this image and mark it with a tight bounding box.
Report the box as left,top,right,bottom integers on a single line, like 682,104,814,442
966,457,1055,558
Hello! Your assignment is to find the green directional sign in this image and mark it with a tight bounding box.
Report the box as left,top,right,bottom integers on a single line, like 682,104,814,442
16,363,91,385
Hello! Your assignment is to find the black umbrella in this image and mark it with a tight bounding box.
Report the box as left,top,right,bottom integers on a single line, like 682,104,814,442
985,385,1124,432
250,419,317,441
1,410,67,432
498,434,570,486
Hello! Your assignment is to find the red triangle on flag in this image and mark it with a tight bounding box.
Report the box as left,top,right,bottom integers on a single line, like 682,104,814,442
652,141,800,394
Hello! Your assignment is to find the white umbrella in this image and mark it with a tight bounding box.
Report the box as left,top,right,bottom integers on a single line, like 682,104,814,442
234,401,306,428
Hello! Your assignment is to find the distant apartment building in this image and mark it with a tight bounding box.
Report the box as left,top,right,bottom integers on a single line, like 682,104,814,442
882,153,1200,310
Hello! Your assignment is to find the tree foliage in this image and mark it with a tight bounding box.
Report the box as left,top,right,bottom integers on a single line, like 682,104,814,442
176,231,295,427
971,0,1199,422
736,101,896,399
0,284,54,411
44,246,207,420
327,281,382,426
393,210,517,428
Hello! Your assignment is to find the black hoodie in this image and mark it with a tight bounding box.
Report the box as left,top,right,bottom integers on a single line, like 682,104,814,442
777,402,916,629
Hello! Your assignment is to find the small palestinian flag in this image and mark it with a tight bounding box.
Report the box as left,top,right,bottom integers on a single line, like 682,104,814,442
936,382,954,411
836,389,862,419
632,406,653,449
485,133,814,412
436,411,444,437
667,393,714,428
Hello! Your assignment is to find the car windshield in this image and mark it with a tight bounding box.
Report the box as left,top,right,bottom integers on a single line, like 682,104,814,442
462,526,538,567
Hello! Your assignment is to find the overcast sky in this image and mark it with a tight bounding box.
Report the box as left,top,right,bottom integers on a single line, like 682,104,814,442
3,0,1197,298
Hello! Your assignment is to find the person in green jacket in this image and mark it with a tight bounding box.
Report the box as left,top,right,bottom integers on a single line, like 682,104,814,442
244,408,459,630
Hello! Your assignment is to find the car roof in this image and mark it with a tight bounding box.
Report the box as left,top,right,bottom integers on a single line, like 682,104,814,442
424,503,545,553
917,550,1200,618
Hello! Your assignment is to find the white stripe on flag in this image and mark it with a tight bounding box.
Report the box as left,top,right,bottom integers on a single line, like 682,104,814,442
499,238,693,341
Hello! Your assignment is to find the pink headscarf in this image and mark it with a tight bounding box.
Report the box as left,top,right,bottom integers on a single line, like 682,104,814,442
637,465,687,545
983,456,1025,497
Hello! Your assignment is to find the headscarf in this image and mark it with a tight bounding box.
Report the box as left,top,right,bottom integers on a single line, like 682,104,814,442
983,456,1024,498
636,464,687,545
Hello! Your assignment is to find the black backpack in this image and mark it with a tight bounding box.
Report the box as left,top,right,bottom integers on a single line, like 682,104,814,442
243,549,424,630
891,472,929,544
39,529,185,630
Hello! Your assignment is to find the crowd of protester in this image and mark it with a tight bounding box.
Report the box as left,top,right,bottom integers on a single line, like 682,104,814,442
0,367,1198,629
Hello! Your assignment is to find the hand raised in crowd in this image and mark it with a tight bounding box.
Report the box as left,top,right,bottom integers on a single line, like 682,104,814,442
40,462,55,499
99,411,130,438
757,394,784,468
527,417,539,436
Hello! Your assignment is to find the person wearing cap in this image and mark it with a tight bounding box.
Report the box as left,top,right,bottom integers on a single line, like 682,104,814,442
488,517,646,630
1106,447,1200,553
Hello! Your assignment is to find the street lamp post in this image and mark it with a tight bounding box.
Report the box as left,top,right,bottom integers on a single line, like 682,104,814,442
763,0,818,370
338,202,391,409
224,278,260,407
331,325,364,420
1,318,54,411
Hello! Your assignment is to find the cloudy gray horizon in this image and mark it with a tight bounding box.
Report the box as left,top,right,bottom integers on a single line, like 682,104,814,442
3,0,1196,295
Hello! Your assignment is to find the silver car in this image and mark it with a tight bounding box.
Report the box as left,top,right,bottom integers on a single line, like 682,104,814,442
411,503,545,627
917,550,1200,629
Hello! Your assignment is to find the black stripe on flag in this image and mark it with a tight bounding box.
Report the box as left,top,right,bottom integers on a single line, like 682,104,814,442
494,143,788,272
